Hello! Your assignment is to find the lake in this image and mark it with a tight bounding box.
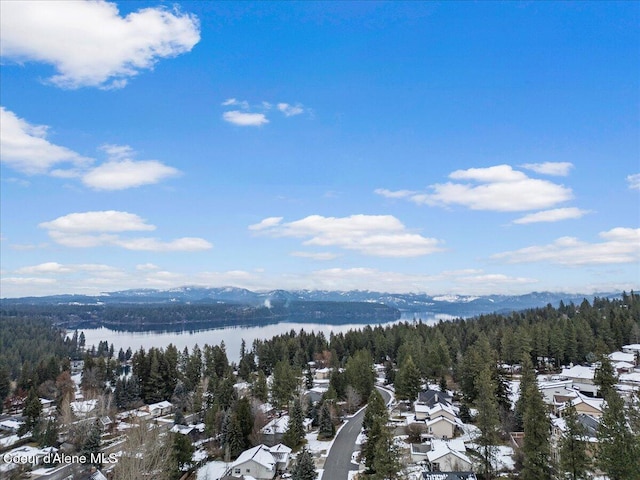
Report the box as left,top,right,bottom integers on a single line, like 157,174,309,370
73,312,455,362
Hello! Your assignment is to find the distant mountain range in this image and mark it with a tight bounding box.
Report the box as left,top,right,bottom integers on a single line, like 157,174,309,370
0,286,623,318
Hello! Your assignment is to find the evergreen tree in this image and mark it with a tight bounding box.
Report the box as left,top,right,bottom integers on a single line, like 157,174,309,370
292,447,317,480
39,417,59,447
514,353,536,431
596,391,640,480
559,401,590,480
81,420,102,466
227,414,245,459
236,396,254,450
394,355,422,402
475,367,500,480
521,383,552,480
171,432,195,476
19,387,43,436
318,402,335,439
344,349,375,403
0,361,10,414
371,425,402,480
272,360,299,408
284,398,305,448
594,355,616,399
363,389,387,432
252,369,268,402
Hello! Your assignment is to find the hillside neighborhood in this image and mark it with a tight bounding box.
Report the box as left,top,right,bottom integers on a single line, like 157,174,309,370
2,338,639,480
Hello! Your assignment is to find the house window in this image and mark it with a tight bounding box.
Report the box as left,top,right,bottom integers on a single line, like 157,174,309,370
246,469,251,473
432,462,440,471
234,468,240,474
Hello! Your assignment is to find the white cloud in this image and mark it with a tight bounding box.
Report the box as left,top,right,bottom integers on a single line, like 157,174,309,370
0,107,93,175
39,210,212,251
492,227,640,265
290,251,340,260
1,109,179,189
250,214,443,257
374,188,416,199
627,173,640,190
222,98,249,109
277,103,304,117
82,159,180,190
381,164,573,212
40,210,156,233
0,0,200,89
513,207,590,224
222,111,269,127
16,262,72,274
136,263,160,271
521,162,574,176
248,217,283,231
114,237,212,252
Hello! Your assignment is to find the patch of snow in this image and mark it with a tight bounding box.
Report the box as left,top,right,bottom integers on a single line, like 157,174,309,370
196,460,228,480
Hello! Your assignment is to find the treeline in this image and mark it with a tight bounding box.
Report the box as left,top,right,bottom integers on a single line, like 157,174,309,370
0,300,399,332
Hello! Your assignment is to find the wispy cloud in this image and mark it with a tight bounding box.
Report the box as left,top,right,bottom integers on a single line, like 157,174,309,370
83,153,180,190
0,108,180,189
492,227,640,265
277,103,304,117
513,207,590,224
377,164,574,212
222,111,269,127
0,0,200,89
222,98,307,126
521,162,574,176
290,251,340,260
249,214,443,257
627,173,640,190
39,210,212,251
0,107,93,175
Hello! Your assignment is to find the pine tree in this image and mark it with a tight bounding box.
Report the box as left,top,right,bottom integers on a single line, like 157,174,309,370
19,387,42,436
81,420,102,466
292,447,317,480
596,391,640,480
227,414,245,459
363,389,387,432
318,402,335,439
252,369,268,402
475,367,500,480
594,355,616,399
371,425,402,480
559,401,590,480
171,432,195,476
514,353,536,431
236,396,254,450
395,355,422,402
284,398,305,448
521,383,551,480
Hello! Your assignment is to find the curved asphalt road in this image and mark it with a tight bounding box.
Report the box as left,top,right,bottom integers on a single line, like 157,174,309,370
322,387,392,480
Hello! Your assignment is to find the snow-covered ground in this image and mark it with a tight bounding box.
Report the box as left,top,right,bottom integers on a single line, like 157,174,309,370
196,460,228,480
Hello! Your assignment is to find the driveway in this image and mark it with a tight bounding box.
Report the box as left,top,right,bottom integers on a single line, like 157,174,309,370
322,387,392,480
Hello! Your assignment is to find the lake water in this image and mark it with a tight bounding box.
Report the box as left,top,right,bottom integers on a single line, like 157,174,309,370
74,312,454,362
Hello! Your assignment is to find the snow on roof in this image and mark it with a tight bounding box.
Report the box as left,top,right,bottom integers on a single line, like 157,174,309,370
261,415,289,435
232,444,276,470
622,344,640,352
619,372,640,384
426,416,463,427
427,440,471,465
148,400,172,410
560,365,595,380
609,352,636,363
70,399,98,415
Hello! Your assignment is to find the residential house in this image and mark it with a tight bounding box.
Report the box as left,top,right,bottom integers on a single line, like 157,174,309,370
261,415,289,446
426,439,473,472
411,443,432,464
557,393,605,419
559,365,599,396
229,444,277,480
426,416,463,440
622,344,640,356
268,443,292,471
417,389,452,408
148,400,173,417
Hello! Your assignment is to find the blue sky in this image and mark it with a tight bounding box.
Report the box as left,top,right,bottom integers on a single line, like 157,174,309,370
1,1,638,298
